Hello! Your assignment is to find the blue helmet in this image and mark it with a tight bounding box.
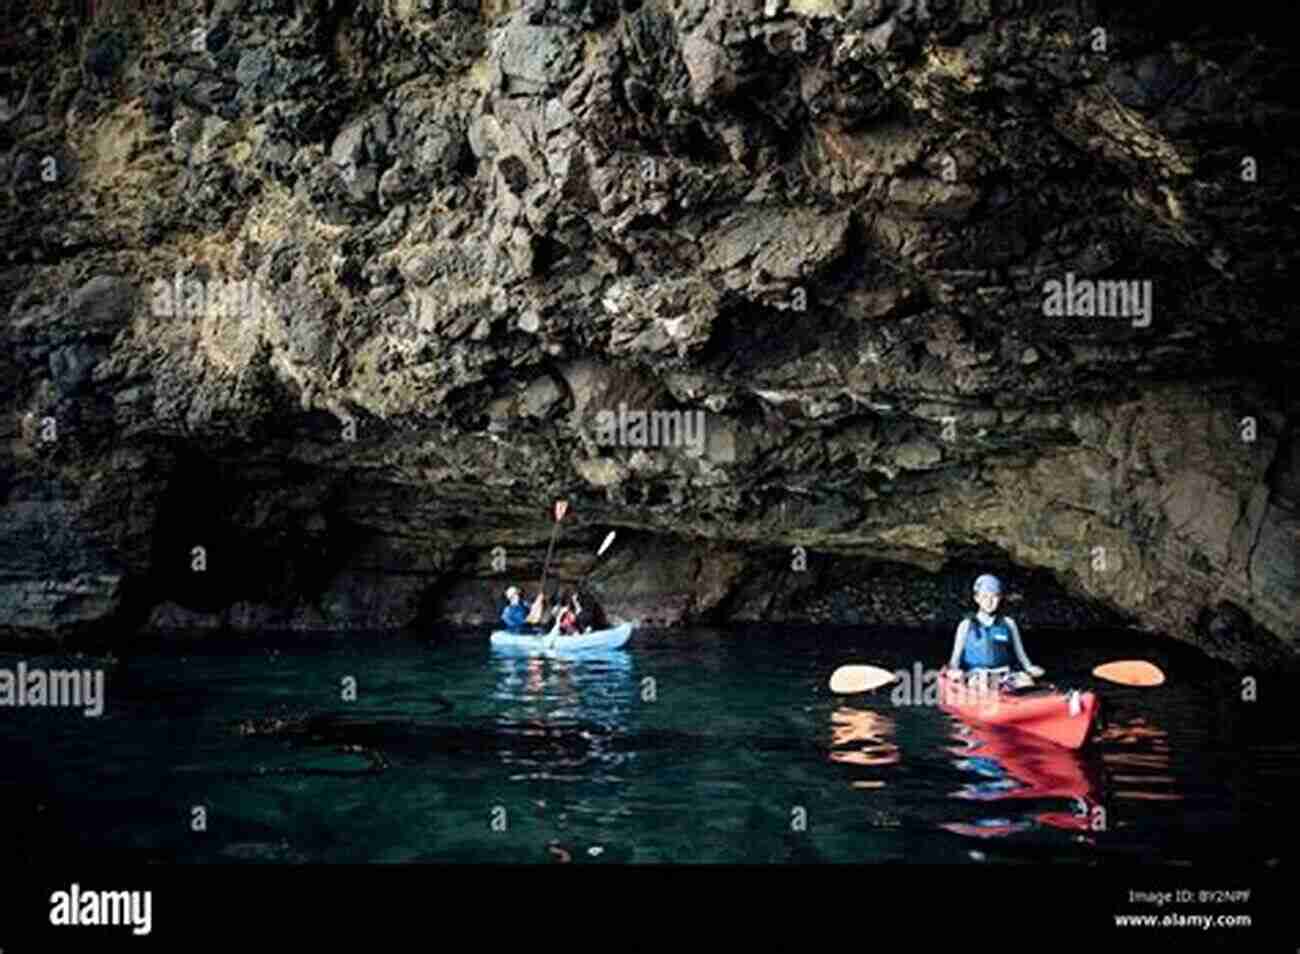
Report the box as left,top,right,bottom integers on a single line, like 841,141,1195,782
973,574,1002,595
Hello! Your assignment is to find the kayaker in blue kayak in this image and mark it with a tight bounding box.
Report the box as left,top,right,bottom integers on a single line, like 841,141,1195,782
501,586,535,633
555,592,580,635
572,589,607,633
539,590,608,636
945,574,1044,688
541,588,564,633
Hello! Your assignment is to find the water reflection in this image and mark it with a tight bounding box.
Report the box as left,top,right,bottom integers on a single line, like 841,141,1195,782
1098,716,1180,802
829,705,900,791
941,720,1104,839
491,650,636,782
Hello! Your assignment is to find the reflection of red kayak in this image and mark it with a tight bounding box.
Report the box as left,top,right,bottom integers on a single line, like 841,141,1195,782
939,820,1031,839
944,714,1104,837
952,722,1099,802
938,671,1098,749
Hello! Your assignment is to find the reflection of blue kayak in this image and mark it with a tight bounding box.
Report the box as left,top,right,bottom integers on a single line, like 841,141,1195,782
489,622,634,654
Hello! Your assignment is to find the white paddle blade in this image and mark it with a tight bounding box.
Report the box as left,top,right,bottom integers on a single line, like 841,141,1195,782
829,665,898,694
1092,660,1165,687
597,531,616,556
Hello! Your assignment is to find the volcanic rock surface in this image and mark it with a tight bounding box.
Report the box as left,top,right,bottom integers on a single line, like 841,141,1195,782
1,0,1296,668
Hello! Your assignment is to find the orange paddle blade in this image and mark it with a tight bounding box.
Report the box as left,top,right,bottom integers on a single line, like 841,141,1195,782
829,666,898,694
1093,660,1165,687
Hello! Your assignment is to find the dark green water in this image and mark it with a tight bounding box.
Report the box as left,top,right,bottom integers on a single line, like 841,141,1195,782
2,626,1296,864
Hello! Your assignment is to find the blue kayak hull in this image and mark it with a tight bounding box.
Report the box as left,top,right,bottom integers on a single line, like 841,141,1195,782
489,622,633,654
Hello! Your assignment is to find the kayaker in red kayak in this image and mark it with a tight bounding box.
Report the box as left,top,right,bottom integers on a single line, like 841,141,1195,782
945,575,1045,690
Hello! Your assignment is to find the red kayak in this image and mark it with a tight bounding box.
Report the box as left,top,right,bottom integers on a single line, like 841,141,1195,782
938,671,1099,750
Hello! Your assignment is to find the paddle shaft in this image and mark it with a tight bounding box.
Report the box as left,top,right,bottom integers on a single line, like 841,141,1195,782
528,507,568,623
575,536,616,589
538,520,561,595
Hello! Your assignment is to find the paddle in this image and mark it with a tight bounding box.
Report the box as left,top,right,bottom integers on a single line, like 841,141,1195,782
527,500,568,625
1092,660,1165,687
578,530,617,587
541,533,617,638
558,531,617,633
829,665,898,694
830,659,1167,694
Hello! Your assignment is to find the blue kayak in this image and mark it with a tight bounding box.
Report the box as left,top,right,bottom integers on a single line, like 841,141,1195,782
489,622,634,654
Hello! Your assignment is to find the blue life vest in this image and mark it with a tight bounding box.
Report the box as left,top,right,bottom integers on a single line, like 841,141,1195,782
960,614,1014,670
501,602,528,632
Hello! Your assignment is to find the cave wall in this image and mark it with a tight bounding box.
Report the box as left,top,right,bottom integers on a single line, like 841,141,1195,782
0,0,1295,665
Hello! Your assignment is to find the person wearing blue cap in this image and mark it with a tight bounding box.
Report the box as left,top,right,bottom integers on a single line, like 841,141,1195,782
945,574,1044,688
